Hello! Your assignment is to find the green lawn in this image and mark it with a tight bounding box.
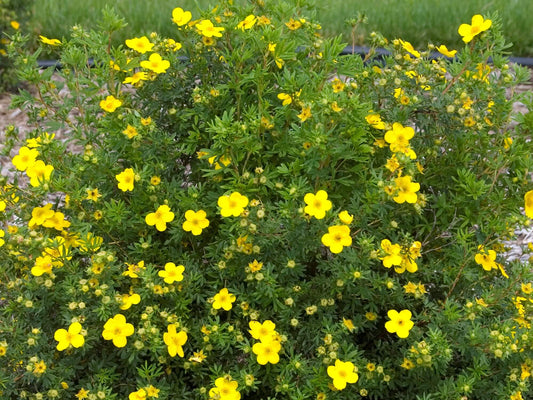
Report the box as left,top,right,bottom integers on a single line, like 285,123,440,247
32,0,533,56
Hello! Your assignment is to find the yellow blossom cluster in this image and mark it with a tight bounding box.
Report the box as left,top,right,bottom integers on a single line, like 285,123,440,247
12,146,54,187
249,320,282,365
380,239,422,273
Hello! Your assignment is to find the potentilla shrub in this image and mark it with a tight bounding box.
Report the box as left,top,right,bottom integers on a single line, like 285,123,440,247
1,2,533,399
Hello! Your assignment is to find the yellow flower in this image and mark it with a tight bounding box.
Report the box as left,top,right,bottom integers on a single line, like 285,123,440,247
12,146,39,171
458,15,492,43
141,53,170,74
29,203,54,226
385,309,414,338
141,116,152,126
304,190,332,219
212,287,236,311
261,116,274,129
164,324,188,357
100,95,122,112
504,137,513,150
182,210,210,235
510,391,524,400
400,358,415,370
33,360,47,375
150,176,161,185
521,363,531,380
54,322,85,351
102,314,134,348
189,350,207,363
393,175,420,204
343,317,355,332
91,261,104,274
385,155,400,173
10,20,20,30
129,388,147,400
331,78,345,93
400,95,410,105
86,188,101,202
253,339,281,365
384,122,416,158
119,293,141,310
208,155,231,169
125,36,154,54
116,168,135,192
257,15,271,26
203,36,216,46
524,190,533,219
75,388,90,399
26,160,54,187
285,18,302,30
123,260,145,278
365,312,377,321
365,113,386,130
237,15,257,30
248,320,276,341
473,63,491,82
297,106,312,122
474,245,498,271
209,377,241,400
0,229,4,247
321,225,352,254
218,192,249,217
327,359,359,390
436,44,457,58
42,211,71,231
399,39,420,58
145,205,175,231
521,282,533,295
277,92,292,106
330,101,343,112
145,385,160,398
172,7,192,26
40,35,61,46
338,210,353,224
122,125,138,139
248,259,263,273
158,262,185,284
123,72,148,85
463,116,475,127
196,19,225,38
380,239,403,269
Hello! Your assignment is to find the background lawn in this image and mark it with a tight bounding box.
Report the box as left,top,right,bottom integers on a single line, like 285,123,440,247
32,0,533,57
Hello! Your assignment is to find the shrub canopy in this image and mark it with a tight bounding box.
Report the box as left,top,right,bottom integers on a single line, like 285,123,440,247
1,1,533,399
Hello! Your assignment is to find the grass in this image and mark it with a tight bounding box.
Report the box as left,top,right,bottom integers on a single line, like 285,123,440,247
32,0,533,57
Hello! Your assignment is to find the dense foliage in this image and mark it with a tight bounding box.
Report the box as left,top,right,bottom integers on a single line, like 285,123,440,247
0,0,33,89
1,1,533,399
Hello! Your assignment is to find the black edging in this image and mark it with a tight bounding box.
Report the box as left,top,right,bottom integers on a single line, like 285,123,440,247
35,46,533,69
339,45,533,67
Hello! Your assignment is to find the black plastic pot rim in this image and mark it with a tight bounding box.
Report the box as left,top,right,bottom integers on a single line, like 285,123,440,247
36,45,533,69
